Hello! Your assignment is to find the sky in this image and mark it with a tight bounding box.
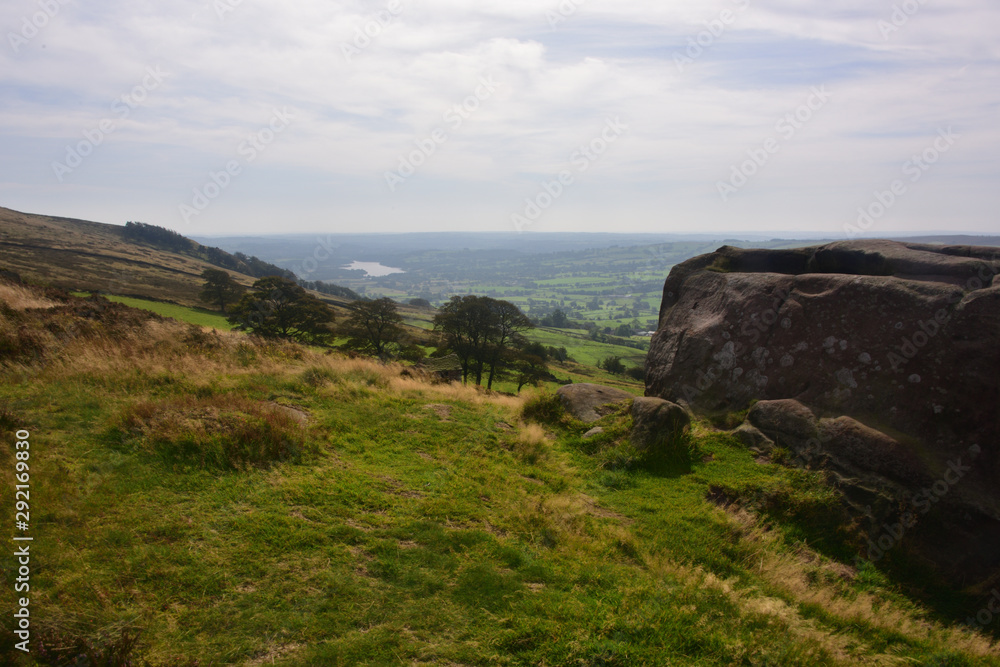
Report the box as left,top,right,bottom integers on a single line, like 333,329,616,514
1,0,998,238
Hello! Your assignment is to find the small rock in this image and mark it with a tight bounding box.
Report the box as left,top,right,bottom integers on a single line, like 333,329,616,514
630,397,690,454
583,427,605,439
733,423,774,452
748,399,819,442
556,383,633,423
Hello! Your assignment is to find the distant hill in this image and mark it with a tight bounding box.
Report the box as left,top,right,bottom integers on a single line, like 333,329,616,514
0,206,354,309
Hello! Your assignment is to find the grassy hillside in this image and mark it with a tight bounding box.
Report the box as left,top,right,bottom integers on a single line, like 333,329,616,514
527,327,647,369
0,207,352,311
81,292,642,394
2,281,998,665
90,294,237,330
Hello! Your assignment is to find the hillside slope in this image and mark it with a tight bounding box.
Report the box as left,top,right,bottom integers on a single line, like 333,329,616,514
0,207,352,310
1,281,998,665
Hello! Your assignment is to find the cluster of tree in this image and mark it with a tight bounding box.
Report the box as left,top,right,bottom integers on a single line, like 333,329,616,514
200,276,556,391
123,221,296,282
507,352,551,393
598,355,626,375
298,280,361,301
207,275,418,361
605,319,645,338
228,252,297,280
520,341,570,363
598,356,645,382
123,221,193,252
339,297,422,361
199,269,244,314
537,309,574,329
433,295,543,390
227,277,336,345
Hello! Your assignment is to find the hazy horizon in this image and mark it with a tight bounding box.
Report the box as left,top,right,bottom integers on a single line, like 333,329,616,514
2,2,998,238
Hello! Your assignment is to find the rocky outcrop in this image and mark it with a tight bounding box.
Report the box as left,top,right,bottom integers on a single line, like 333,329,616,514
556,383,633,423
646,240,1000,588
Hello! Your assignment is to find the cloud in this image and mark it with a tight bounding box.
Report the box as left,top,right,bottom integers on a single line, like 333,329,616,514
0,0,998,235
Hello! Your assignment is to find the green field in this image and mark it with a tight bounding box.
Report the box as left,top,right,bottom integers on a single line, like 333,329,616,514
74,293,236,330
527,328,646,368
108,295,236,330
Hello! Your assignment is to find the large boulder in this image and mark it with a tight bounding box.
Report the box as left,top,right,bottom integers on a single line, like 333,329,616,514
646,240,1000,588
556,383,633,423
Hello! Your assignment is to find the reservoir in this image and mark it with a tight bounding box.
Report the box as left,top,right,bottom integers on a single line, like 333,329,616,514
343,261,405,277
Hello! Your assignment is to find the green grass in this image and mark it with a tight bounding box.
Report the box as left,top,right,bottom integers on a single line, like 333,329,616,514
2,303,997,665
75,293,236,330
527,327,646,368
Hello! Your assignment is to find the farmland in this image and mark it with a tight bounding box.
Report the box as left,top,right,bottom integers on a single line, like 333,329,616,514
193,233,837,338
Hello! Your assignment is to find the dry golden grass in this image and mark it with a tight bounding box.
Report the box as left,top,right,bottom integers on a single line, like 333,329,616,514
717,504,1000,660
0,281,60,309
30,317,525,416
509,423,551,465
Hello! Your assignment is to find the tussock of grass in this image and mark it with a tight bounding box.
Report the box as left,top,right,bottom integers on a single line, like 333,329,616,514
520,391,569,425
108,395,314,469
511,423,550,464
0,280,61,310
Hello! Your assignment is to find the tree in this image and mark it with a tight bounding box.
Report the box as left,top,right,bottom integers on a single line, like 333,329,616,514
433,295,493,384
484,299,533,390
521,341,549,361
199,268,244,314
546,346,569,363
624,365,645,382
123,221,192,252
228,276,336,344
550,309,570,328
599,356,626,375
615,323,634,338
339,297,405,358
433,295,534,387
299,280,362,301
510,353,548,393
